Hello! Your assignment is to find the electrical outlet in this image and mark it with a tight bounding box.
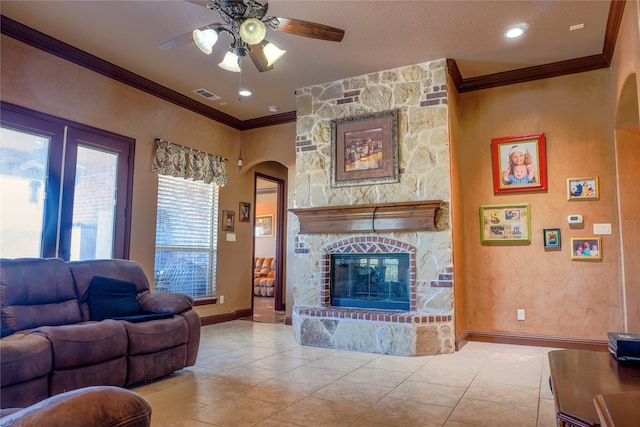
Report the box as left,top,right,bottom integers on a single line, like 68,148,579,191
517,309,525,321
219,295,224,304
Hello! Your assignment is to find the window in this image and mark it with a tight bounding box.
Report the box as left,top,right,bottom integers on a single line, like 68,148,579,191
153,175,219,299
0,103,133,260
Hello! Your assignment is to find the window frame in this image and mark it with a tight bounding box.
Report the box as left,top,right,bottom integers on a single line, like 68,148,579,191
0,101,134,260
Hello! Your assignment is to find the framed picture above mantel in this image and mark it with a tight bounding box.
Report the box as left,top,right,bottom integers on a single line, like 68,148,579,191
330,109,399,188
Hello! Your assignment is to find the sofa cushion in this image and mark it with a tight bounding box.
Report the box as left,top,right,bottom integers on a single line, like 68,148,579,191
0,333,52,387
0,258,81,330
123,315,188,355
35,320,127,370
88,276,142,321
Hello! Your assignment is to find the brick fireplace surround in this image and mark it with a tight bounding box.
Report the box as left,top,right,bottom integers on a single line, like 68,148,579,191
292,235,454,356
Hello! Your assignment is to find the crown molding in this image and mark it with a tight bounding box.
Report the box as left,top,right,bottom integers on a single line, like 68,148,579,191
449,0,624,93
2,1,624,127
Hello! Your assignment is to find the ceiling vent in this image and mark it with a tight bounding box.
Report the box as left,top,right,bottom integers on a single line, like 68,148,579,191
193,88,221,100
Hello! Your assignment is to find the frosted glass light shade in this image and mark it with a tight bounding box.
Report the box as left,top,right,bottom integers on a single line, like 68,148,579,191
263,41,286,67
239,18,266,44
193,28,218,54
218,51,241,72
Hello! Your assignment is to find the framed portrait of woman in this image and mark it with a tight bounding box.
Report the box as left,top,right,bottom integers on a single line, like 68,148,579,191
491,133,547,194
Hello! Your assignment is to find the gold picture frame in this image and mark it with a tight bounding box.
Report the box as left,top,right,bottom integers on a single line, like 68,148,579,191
480,203,531,243
571,237,602,260
222,210,235,232
567,177,599,200
239,201,251,222
255,214,273,238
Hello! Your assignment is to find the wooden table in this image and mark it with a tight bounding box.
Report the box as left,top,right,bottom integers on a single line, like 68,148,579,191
593,391,640,427
548,350,640,427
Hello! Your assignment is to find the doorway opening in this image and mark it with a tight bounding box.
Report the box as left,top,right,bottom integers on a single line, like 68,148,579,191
252,173,285,323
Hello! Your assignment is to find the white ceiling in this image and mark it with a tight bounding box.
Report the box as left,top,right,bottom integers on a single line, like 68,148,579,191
1,1,611,122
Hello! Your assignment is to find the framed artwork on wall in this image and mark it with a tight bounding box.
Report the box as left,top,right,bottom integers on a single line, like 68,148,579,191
239,201,251,222
330,109,399,188
222,210,235,231
567,177,599,200
255,214,274,238
543,228,561,249
571,237,602,260
491,133,547,194
479,203,531,243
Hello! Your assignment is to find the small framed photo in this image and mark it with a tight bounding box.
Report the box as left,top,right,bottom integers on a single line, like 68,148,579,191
567,177,599,200
222,210,235,232
479,203,531,243
331,109,399,187
571,237,602,260
255,214,274,238
491,133,547,194
543,228,561,249
239,202,251,222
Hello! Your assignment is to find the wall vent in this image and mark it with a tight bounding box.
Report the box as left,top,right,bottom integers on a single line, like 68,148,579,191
193,88,221,100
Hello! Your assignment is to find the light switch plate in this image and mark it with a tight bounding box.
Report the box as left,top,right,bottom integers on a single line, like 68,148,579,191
593,223,612,235
226,233,236,241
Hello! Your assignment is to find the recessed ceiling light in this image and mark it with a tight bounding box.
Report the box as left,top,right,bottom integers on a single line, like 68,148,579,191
505,24,527,39
268,105,279,113
238,88,252,97
570,23,585,31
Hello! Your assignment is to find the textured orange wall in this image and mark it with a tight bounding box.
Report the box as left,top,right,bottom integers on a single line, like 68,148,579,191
0,35,255,318
456,69,623,340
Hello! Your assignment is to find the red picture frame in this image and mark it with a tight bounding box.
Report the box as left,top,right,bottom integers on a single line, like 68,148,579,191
491,133,547,194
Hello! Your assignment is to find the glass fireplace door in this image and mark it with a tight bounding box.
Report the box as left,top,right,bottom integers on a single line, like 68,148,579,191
330,253,409,310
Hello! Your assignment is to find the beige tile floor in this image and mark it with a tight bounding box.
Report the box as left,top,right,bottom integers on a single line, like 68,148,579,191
132,320,559,427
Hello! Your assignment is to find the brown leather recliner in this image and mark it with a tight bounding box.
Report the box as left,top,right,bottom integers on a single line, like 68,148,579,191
0,386,152,427
253,257,275,297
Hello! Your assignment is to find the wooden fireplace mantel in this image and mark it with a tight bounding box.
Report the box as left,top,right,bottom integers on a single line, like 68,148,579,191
289,200,445,234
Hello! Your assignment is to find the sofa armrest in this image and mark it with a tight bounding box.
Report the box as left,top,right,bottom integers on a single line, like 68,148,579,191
0,386,151,427
138,292,193,315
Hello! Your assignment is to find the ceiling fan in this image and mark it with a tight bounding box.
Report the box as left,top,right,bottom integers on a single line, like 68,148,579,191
160,0,345,72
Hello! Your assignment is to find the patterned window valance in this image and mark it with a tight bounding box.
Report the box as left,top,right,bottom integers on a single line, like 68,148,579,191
152,138,227,186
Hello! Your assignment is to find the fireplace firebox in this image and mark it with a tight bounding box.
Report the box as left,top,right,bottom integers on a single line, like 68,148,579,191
330,253,410,311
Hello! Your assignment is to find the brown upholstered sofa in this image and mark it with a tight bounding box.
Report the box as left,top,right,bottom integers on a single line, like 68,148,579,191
253,257,275,297
0,386,152,427
0,258,201,409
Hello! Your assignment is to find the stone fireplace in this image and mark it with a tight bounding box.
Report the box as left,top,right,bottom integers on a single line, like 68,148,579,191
290,58,454,356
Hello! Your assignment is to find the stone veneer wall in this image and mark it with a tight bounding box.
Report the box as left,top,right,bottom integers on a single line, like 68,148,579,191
291,58,454,356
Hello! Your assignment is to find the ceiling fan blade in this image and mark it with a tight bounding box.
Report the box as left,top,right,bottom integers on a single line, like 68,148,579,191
158,23,222,50
274,17,345,42
248,43,273,72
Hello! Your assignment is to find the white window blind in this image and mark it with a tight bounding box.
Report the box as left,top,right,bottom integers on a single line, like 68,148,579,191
153,175,218,299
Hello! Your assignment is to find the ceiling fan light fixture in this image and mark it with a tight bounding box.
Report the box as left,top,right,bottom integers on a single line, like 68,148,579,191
239,18,267,45
218,51,242,72
193,28,219,54
262,41,286,67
